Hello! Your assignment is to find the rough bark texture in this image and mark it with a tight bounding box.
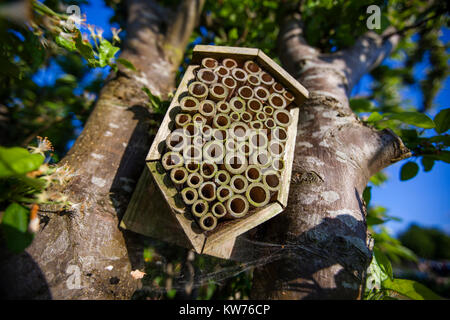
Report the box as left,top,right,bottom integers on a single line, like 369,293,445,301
250,13,409,299
0,0,204,299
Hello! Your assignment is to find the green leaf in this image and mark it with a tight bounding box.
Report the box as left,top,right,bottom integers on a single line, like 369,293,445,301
73,30,96,64
350,98,374,113
366,216,385,226
382,278,443,300
363,186,371,206
434,108,450,133
117,58,136,71
421,157,434,172
55,34,76,51
0,147,44,178
386,112,435,129
1,203,34,253
373,248,393,280
367,112,383,123
400,161,419,181
98,40,120,67
228,28,238,40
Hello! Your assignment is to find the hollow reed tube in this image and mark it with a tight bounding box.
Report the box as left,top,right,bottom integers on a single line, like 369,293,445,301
199,213,217,231
217,185,234,202
269,93,287,110
262,170,281,192
231,67,248,86
191,199,208,218
200,161,218,181
224,152,247,175
187,172,203,189
222,58,238,70
274,109,293,127
214,65,230,80
209,83,229,102
201,57,219,69
211,202,227,219
166,131,187,152
221,76,237,99
254,86,270,102
283,90,295,106
162,151,184,171
213,113,231,129
271,82,286,94
174,113,191,129
180,96,199,114
188,81,208,101
216,101,231,114
237,85,254,101
229,121,250,142
198,181,216,201
197,68,218,85
225,195,249,219
199,100,216,124
214,170,231,186
230,175,249,194
229,96,246,113
245,165,262,183
170,167,188,190
259,71,275,88
244,60,262,75
203,140,225,163
246,182,270,208
181,187,198,205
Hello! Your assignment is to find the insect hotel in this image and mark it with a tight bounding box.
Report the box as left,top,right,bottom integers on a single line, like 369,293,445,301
121,45,309,260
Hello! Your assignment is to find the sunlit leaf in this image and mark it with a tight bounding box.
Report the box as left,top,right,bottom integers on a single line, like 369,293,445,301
434,108,450,133
382,278,443,300
1,203,33,253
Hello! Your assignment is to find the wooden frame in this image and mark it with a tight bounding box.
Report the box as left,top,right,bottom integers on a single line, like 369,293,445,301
120,45,308,260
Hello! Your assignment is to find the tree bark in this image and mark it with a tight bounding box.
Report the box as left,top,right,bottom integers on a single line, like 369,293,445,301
250,13,409,299
0,0,204,299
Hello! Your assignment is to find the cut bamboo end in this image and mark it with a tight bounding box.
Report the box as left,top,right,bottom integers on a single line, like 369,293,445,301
181,187,198,205
188,81,208,101
244,60,262,75
250,151,272,168
166,131,187,152
211,202,227,219
221,76,237,98
214,65,230,80
185,161,200,173
201,124,213,140
250,120,263,130
213,113,231,129
222,58,238,70
197,68,218,85
272,127,288,143
182,144,202,163
249,130,269,150
262,170,281,192
254,86,270,102
180,96,199,114
237,85,254,100
263,105,274,116
192,199,208,218
240,111,252,123
198,181,216,201
283,90,295,105
259,71,275,87
226,194,249,219
224,139,237,154
183,123,200,138
229,96,246,113
237,141,253,157
201,57,219,69
187,172,203,189
231,67,248,86
170,167,188,189
217,185,234,202
230,174,249,194
162,151,184,171
203,140,225,163
255,111,267,122
246,182,270,208
247,98,263,115
264,118,276,130
216,101,231,114
192,135,204,148
192,113,207,127
214,169,231,186
200,161,218,180
229,111,241,122
199,213,217,231
274,109,293,127
224,152,248,175
268,140,285,158
174,113,191,129
271,82,286,94
245,164,262,183
209,83,229,102
199,100,216,122
269,93,287,109
247,74,261,88
271,158,285,172
212,128,228,142
229,122,250,142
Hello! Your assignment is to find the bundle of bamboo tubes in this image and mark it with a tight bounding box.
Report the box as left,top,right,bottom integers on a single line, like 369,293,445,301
161,57,294,232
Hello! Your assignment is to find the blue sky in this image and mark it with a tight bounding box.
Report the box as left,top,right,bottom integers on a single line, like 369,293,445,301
35,0,449,237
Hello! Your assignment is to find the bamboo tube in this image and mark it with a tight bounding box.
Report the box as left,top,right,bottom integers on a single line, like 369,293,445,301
231,67,248,86
268,140,285,158
272,127,288,143
182,144,202,163
199,213,217,231
201,57,219,69
211,202,227,219
259,71,275,88
254,86,270,102
274,109,293,127
245,165,262,183
225,195,249,219
203,140,225,163
166,131,187,152
255,111,267,122
216,101,231,114
221,76,237,99
271,82,285,94
222,58,238,70
162,151,184,171
237,85,254,101
198,181,216,201
170,167,188,190
230,175,248,194
245,182,270,208
209,83,229,102
268,93,287,109
185,161,200,173
193,136,204,149
244,60,262,75
192,113,207,127
188,81,208,101
181,187,198,205
212,128,228,142
247,74,261,88
187,172,203,189
264,118,276,130
237,141,253,158
201,124,213,141
214,170,231,186
263,105,274,116
248,130,268,150
250,120,263,130
283,90,295,106
229,96,246,113
247,99,263,115
197,68,218,85
183,123,200,139
200,161,218,180
250,150,272,168
229,122,250,142
262,170,281,192
217,185,233,202
213,113,231,129
224,139,237,154
229,111,241,122
192,199,208,218
199,100,216,124
271,158,285,172
174,113,191,129
224,152,247,175
214,65,230,80
240,111,252,123
180,96,199,114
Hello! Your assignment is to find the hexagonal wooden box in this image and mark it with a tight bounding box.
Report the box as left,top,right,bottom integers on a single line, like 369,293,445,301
120,45,309,260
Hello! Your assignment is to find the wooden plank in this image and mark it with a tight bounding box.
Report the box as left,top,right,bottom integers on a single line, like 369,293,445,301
277,108,299,207
256,50,309,106
192,45,259,66
146,65,197,161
